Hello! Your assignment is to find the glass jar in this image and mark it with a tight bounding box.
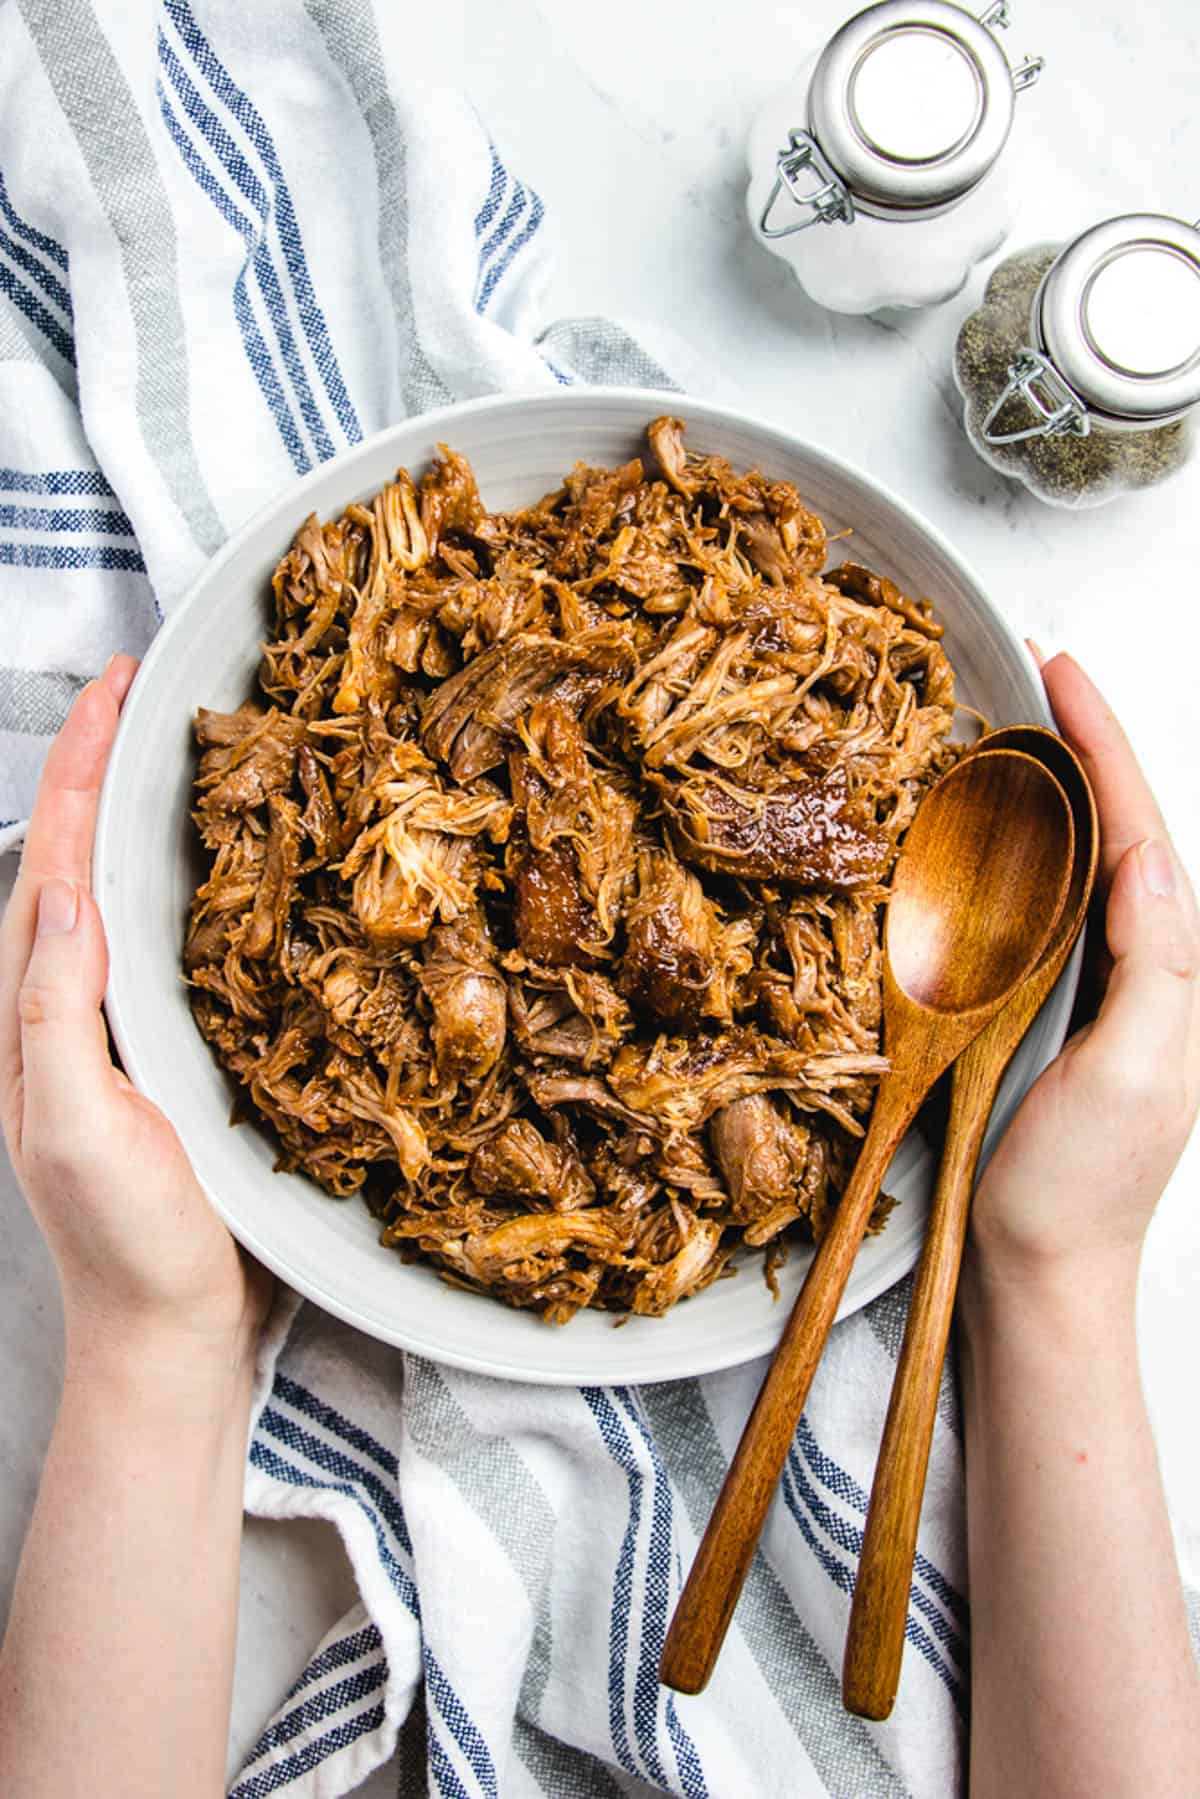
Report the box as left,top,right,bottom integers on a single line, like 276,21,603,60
955,214,1200,508
745,0,1043,315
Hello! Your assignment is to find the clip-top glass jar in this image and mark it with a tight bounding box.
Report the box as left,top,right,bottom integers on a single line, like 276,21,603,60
745,0,1043,315
955,214,1200,507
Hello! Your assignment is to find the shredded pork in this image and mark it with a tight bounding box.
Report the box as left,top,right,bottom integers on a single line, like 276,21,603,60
185,419,956,1323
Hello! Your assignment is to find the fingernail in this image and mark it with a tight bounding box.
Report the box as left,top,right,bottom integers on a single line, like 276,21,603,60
37,879,79,936
1026,637,1048,667
101,653,136,704
1139,840,1176,900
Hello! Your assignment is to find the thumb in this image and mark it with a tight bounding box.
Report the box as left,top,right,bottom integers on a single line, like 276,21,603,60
1092,840,1199,1092
18,879,115,1152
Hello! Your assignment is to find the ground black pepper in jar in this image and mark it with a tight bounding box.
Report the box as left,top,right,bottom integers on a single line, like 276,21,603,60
954,215,1200,508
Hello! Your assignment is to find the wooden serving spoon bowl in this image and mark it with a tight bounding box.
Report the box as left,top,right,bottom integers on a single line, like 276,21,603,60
842,725,1097,1720
659,747,1075,1697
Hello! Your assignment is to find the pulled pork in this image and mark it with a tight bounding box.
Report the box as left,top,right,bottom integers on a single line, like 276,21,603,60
185,419,957,1323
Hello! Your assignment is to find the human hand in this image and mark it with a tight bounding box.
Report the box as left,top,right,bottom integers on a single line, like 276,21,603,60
968,652,1200,1286
0,660,272,1380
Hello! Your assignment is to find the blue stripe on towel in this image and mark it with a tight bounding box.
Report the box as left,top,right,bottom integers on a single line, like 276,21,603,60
247,1443,476,1799
780,1453,855,1602
478,182,525,267
787,1443,968,1670
0,542,145,572
580,1387,650,1781
282,1623,383,1704
256,1385,500,1799
0,260,74,364
796,1417,969,1627
257,1403,413,1555
0,467,113,496
613,1390,709,1799
426,1728,473,1799
0,165,69,271
583,1386,709,1793
473,145,507,236
468,138,545,312
780,1448,965,1714
243,1661,388,1760
477,191,544,314
157,31,333,463
163,0,362,447
229,1703,387,1798
473,177,529,310
156,55,312,471
0,503,135,535
423,1653,498,1799
274,1371,399,1480
252,1434,416,1608
0,223,72,319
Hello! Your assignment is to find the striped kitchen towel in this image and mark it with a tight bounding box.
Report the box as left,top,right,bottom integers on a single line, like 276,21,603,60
0,4,966,1794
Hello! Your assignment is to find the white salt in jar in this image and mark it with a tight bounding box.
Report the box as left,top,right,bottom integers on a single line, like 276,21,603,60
746,0,1043,315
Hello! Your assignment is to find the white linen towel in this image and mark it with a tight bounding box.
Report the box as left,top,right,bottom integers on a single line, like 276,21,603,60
0,4,969,1793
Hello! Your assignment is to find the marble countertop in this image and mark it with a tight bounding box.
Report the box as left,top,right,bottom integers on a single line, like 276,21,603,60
2,2,1199,1789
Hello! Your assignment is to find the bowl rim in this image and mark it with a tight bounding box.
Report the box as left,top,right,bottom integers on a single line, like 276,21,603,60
95,384,1067,1384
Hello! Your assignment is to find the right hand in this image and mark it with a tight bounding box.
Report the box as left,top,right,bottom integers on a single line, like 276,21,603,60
0,659,272,1375
969,652,1200,1282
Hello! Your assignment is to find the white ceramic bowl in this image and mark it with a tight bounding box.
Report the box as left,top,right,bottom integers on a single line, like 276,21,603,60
95,388,1075,1386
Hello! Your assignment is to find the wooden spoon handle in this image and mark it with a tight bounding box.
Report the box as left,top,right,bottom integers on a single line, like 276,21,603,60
841,1051,997,1720
659,1077,921,1696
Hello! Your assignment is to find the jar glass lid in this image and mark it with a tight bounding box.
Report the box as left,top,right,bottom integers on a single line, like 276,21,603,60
1037,215,1200,422
808,0,1033,215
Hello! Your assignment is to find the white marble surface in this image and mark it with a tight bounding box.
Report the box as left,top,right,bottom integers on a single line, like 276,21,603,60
2,2,1199,1790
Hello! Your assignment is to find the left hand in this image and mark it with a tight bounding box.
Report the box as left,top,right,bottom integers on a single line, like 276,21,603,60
0,658,272,1375
968,652,1200,1289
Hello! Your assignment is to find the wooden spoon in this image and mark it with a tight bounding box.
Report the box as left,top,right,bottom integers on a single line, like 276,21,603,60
842,727,1097,1720
659,748,1074,1697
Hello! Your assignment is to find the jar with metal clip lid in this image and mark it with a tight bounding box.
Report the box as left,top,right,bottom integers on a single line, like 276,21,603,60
955,214,1200,507
745,0,1043,315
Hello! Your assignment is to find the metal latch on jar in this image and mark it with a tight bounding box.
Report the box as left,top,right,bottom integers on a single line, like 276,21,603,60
982,350,1091,444
977,0,1044,87
758,129,854,238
